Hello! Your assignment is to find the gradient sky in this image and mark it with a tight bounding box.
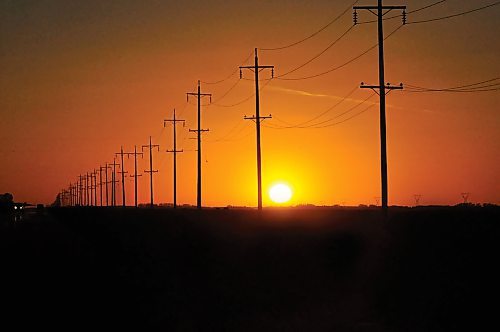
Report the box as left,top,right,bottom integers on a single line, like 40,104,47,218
1,0,499,206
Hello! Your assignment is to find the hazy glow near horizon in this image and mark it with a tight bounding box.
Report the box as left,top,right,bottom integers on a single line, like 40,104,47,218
269,184,293,204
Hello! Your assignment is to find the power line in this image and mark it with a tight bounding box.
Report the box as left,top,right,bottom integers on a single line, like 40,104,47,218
276,25,355,78
276,24,403,81
211,78,273,108
201,50,253,85
265,92,376,129
265,85,360,129
260,0,360,51
358,0,447,24
405,77,500,92
408,1,500,24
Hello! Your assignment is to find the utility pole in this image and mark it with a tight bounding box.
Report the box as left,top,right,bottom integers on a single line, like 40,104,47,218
85,173,90,206
78,175,84,206
99,165,105,206
93,169,98,206
103,163,111,206
164,109,185,208
142,136,160,207
128,146,143,208
354,0,406,216
116,147,129,207
187,81,211,209
240,48,274,210
109,158,120,207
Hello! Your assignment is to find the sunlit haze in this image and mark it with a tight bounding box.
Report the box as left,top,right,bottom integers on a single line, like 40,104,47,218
1,0,499,206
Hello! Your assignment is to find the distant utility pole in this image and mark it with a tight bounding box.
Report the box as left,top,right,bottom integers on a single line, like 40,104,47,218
187,81,211,209
85,173,90,206
93,169,98,206
99,165,105,206
109,158,120,207
240,48,274,211
164,109,185,208
128,146,143,208
354,0,406,216
78,175,84,206
116,147,129,207
89,172,95,206
103,163,111,206
414,194,422,206
461,192,470,204
142,136,160,207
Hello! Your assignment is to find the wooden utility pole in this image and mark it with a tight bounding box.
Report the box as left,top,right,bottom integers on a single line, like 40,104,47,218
240,48,274,210
164,109,185,208
109,158,120,207
187,81,211,209
142,136,160,207
116,147,129,207
127,146,143,207
354,0,405,215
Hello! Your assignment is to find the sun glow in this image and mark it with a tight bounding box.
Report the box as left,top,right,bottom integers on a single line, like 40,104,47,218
269,183,293,204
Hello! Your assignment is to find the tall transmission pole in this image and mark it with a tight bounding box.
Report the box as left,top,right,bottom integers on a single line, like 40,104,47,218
187,81,211,209
109,158,120,207
128,146,143,208
116,147,129,207
164,109,185,208
142,136,160,207
353,1,406,215
240,48,274,210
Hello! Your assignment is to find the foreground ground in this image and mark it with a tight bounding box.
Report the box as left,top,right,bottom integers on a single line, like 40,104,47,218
1,206,499,331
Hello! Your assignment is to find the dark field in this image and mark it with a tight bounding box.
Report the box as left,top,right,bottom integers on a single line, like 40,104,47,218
2,206,499,331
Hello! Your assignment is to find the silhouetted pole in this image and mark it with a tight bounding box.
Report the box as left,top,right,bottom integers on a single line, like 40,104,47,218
142,136,160,207
187,81,211,209
78,175,84,206
240,48,274,210
165,109,185,208
85,173,90,206
109,158,120,207
116,147,129,207
128,146,143,208
93,169,98,206
103,163,111,206
354,0,405,216
99,165,105,206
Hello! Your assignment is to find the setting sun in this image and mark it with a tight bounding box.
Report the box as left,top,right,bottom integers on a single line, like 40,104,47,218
269,183,293,204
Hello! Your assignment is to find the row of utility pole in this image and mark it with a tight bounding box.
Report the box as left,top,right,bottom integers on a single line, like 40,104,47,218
59,0,408,213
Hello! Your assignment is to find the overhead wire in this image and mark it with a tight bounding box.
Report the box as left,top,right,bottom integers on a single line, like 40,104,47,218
275,25,355,78
276,24,403,81
265,92,376,129
200,50,253,85
408,1,500,24
210,78,273,108
405,77,500,92
259,0,360,51
357,0,447,24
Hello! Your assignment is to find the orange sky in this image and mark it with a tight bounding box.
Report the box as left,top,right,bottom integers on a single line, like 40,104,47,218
1,0,499,206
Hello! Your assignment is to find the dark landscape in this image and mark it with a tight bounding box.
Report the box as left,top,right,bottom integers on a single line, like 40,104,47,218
2,206,498,331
